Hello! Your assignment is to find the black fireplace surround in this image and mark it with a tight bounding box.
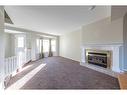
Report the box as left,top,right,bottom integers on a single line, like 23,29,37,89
87,52,108,68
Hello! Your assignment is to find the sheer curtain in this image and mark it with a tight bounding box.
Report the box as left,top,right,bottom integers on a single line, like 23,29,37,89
48,39,53,57
41,38,44,58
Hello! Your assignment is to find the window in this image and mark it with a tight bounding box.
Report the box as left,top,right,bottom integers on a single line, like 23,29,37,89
36,39,40,53
36,39,42,53
43,39,49,52
17,37,24,48
39,40,42,53
51,39,56,52
36,39,40,49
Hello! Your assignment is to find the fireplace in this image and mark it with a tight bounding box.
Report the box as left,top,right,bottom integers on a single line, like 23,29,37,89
86,49,111,68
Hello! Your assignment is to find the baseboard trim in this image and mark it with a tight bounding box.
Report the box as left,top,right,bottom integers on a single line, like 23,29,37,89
59,56,80,63
123,69,127,72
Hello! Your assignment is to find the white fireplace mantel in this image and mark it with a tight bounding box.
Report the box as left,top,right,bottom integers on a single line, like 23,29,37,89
80,43,123,75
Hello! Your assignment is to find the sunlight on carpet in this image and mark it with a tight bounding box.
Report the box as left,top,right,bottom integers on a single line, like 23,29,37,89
6,63,46,90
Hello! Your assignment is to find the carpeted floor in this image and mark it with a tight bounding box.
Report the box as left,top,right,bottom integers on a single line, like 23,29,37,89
6,56,120,89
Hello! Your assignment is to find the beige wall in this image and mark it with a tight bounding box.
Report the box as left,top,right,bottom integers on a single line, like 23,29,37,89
111,6,127,21
81,17,123,45
60,17,124,62
60,29,81,62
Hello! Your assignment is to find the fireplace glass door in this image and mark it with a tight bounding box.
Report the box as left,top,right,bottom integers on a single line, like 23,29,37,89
86,49,111,68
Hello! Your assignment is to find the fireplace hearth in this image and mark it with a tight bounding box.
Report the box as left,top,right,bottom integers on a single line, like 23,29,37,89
86,49,111,68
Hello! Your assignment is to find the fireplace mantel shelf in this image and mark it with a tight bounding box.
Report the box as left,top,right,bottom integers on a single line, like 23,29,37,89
81,43,123,47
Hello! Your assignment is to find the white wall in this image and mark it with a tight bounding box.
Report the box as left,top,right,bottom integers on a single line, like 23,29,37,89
81,17,123,45
60,29,81,62
10,34,15,56
4,33,12,58
0,6,4,89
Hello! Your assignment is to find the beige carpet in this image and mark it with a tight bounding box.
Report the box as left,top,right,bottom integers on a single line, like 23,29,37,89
6,56,120,89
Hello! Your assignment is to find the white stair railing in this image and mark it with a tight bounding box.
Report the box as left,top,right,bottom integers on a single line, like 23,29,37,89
4,56,19,77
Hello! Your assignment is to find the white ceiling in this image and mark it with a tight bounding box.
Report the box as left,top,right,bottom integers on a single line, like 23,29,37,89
5,6,111,35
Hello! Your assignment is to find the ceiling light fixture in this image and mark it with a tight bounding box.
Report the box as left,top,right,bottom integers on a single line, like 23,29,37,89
88,6,96,11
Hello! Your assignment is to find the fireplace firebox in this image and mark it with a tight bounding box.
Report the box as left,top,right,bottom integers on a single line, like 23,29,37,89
85,49,111,68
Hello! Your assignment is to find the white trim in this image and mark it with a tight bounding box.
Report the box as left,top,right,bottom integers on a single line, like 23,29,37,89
123,68,127,72
81,43,123,47
81,43,124,73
